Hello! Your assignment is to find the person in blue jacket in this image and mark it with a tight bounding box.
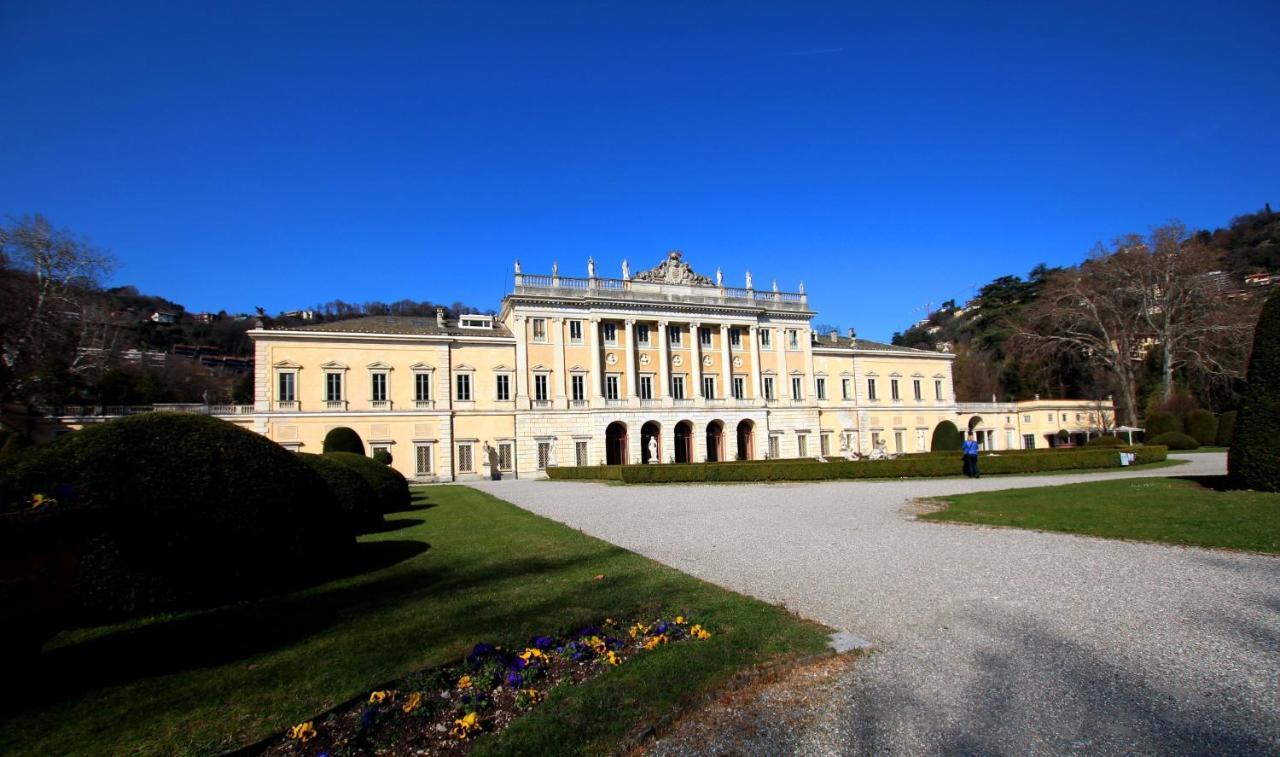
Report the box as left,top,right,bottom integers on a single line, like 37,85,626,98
962,432,981,478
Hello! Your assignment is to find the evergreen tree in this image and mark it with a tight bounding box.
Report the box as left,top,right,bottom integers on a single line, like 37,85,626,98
1229,291,1280,490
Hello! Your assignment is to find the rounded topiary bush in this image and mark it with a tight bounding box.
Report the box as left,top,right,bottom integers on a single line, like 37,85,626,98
930,421,963,452
1230,290,1280,491
1215,410,1237,447
323,426,365,455
298,453,384,534
1148,431,1199,451
0,413,352,621
1184,409,1218,446
372,448,393,466
324,452,411,513
1086,435,1125,447
1144,410,1181,437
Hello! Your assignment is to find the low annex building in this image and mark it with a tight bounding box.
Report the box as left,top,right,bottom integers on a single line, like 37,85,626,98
243,252,1114,481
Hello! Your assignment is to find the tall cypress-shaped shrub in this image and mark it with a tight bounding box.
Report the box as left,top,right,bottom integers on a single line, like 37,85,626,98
1215,410,1237,447
1185,409,1218,446
930,421,963,451
1144,410,1181,437
323,426,365,455
1229,291,1280,491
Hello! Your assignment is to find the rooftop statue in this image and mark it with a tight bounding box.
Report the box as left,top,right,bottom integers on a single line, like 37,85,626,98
632,249,715,287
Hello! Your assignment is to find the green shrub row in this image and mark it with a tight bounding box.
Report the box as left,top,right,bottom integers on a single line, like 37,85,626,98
1147,431,1200,450
548,446,1167,483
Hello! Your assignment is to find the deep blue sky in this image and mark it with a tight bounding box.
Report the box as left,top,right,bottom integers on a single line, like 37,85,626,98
3,2,1277,339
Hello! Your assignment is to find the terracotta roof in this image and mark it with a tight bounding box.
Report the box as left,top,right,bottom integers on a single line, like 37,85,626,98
281,315,513,338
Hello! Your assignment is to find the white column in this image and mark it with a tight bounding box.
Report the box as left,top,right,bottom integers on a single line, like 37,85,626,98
749,325,762,401
514,315,529,409
719,324,731,399
657,320,669,402
624,319,638,403
775,324,788,399
552,317,566,408
803,327,816,403
590,316,603,401
690,322,703,398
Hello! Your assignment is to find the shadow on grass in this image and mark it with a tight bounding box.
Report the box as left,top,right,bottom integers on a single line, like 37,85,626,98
366,517,426,534
1170,474,1238,492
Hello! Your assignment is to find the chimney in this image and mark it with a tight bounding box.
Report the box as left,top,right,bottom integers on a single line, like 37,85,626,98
436,307,446,328
847,327,856,340
829,329,837,343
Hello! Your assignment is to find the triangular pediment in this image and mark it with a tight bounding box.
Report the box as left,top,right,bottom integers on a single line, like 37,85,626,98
410,362,435,371
366,361,394,371
320,361,349,370
273,359,302,369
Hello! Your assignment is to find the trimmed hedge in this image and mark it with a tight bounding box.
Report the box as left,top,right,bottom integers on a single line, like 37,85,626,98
324,452,411,513
1215,410,1237,447
323,427,365,455
930,421,963,451
298,453,384,534
547,446,1167,483
1085,435,1126,447
0,413,351,622
1230,289,1280,491
1145,410,1181,437
1185,409,1218,446
1148,431,1199,451
372,448,393,466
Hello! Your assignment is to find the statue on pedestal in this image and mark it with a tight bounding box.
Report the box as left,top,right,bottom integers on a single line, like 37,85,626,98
716,267,723,287
546,437,557,467
647,435,658,464
622,259,630,280
552,261,559,277
587,257,596,278
745,270,753,289
514,260,521,274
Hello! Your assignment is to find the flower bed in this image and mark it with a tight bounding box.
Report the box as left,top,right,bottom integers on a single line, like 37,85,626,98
255,615,712,755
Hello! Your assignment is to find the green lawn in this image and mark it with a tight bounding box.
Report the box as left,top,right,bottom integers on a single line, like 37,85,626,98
921,477,1280,553
1,486,830,755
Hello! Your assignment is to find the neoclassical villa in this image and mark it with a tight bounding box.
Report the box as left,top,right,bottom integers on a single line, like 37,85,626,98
230,252,1112,480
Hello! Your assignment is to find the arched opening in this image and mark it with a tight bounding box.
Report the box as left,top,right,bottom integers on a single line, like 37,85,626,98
930,420,963,451
706,420,725,462
967,416,986,449
735,419,754,460
641,421,662,464
673,421,693,463
605,421,628,465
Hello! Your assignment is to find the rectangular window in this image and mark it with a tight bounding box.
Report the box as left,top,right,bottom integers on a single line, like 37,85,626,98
760,329,771,348
533,374,548,402
669,327,682,347
603,322,617,345
639,374,653,400
458,443,473,473
498,442,513,471
917,429,927,450
768,435,780,459
1024,414,1032,423
277,372,295,402
571,374,585,401
537,441,551,470
1023,434,1035,449
867,378,878,401
1047,413,1054,422
871,431,881,447
913,379,922,401
455,373,472,401
797,434,808,457
532,318,547,342
702,375,716,399
788,329,799,349
891,379,900,401
325,372,343,402
791,376,802,399
414,444,433,476
496,374,511,401
636,324,650,346
816,377,826,400
764,376,775,400
732,376,745,400
671,375,685,400
371,443,390,460
894,431,904,452
730,327,742,348
842,378,851,400
820,433,830,456
415,373,432,402
935,380,944,401
568,320,583,343
699,327,712,347
371,373,387,402
605,374,620,400
575,440,588,467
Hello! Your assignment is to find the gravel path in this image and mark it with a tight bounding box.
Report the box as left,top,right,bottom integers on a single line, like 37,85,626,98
469,455,1280,754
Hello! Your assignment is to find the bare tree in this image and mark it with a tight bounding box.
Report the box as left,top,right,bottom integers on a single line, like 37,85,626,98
0,214,118,402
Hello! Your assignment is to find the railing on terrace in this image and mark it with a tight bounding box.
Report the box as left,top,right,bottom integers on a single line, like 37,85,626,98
41,404,257,418
513,273,810,311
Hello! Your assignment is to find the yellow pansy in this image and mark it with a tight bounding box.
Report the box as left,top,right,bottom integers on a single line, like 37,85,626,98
402,691,423,714
289,721,316,742
457,674,472,689
606,650,621,666
368,690,393,705
451,711,482,740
